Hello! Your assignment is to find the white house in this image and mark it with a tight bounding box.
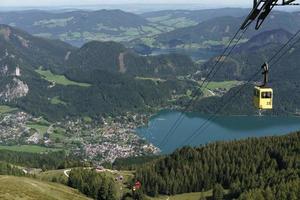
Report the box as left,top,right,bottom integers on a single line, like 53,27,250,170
15,67,21,77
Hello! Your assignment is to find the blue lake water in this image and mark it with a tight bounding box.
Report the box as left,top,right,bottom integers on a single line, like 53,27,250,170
136,110,300,154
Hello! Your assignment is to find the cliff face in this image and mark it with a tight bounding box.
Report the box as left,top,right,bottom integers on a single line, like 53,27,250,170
0,78,29,102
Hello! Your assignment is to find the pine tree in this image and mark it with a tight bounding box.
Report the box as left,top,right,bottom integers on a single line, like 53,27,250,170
263,187,275,200
199,192,207,200
98,178,109,200
107,181,117,200
213,184,224,200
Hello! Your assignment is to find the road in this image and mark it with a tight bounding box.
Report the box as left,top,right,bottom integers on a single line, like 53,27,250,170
64,169,71,178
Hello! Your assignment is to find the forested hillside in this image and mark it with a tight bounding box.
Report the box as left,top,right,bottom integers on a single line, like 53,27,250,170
64,40,196,78
155,11,300,49
136,132,300,199
68,168,117,200
0,24,197,120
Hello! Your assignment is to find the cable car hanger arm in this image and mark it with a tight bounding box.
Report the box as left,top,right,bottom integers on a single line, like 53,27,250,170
240,0,298,30
261,62,269,87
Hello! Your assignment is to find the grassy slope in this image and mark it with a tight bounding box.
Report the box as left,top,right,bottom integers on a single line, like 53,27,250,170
35,69,91,87
37,169,69,184
51,96,67,105
206,81,242,90
200,80,243,97
0,176,91,200
27,123,49,134
0,105,18,114
37,168,135,199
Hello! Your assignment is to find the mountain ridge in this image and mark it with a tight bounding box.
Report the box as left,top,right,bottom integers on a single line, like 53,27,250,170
0,24,197,120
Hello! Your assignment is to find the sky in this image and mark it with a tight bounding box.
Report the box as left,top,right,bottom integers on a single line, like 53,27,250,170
1,0,250,7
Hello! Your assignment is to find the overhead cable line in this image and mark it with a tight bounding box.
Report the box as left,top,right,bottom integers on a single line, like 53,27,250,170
181,29,300,146
159,27,248,147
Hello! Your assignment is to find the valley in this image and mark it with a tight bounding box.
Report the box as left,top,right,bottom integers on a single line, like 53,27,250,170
0,4,299,200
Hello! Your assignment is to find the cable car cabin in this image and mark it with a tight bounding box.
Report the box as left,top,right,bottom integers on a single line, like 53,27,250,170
254,86,273,110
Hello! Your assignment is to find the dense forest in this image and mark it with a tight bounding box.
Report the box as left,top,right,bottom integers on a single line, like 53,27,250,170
112,155,161,170
136,132,300,199
0,150,85,170
68,168,118,200
0,161,25,176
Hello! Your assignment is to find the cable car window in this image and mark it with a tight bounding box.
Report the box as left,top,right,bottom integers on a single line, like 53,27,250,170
261,92,272,99
254,89,259,97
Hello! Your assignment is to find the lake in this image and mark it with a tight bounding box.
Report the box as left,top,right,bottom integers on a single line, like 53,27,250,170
136,110,300,154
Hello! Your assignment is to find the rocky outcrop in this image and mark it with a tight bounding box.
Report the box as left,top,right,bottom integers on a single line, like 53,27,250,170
0,78,29,102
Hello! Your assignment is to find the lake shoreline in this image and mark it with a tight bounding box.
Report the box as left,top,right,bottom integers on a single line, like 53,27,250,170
136,110,300,154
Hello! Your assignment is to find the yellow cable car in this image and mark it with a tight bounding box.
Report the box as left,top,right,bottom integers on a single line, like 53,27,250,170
254,63,273,110
254,86,273,110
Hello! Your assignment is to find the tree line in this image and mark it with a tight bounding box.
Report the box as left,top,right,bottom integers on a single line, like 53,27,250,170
68,168,117,200
0,150,85,170
0,161,24,176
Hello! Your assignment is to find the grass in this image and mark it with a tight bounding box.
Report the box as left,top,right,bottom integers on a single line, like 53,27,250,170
149,191,213,200
135,77,166,84
51,96,67,105
36,169,69,184
0,176,91,200
27,123,49,134
83,116,92,123
199,81,243,97
101,169,135,199
36,69,91,87
50,132,65,140
0,105,17,114
206,81,243,90
0,145,60,153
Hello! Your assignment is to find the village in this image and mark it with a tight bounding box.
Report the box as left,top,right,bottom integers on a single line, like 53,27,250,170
0,109,160,164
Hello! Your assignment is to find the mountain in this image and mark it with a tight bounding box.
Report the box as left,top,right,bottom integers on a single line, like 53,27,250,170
0,24,197,120
0,9,161,46
155,11,300,48
235,29,293,52
156,16,241,47
142,8,249,28
65,40,196,78
0,8,251,47
0,9,148,29
199,29,300,82
0,176,90,200
0,24,74,69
